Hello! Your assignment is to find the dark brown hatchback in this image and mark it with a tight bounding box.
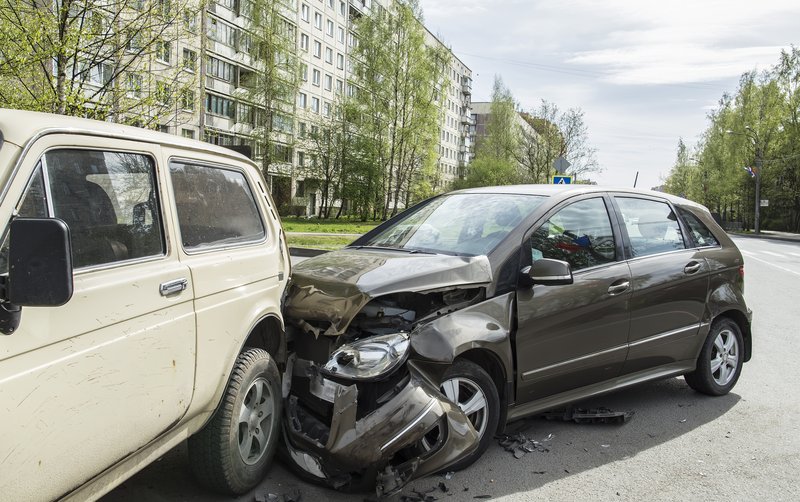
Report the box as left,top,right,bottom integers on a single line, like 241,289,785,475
282,185,752,496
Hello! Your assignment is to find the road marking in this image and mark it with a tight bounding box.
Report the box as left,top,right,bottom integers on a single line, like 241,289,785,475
789,252,800,257
761,250,785,257
744,254,800,277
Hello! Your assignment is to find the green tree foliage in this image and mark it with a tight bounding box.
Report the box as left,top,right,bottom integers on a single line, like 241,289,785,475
664,47,800,231
347,0,448,219
246,0,299,176
0,0,199,125
456,75,521,188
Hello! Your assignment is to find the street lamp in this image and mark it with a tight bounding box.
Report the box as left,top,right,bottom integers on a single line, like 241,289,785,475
726,127,763,234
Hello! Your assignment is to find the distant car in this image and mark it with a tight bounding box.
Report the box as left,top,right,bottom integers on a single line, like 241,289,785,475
282,185,752,496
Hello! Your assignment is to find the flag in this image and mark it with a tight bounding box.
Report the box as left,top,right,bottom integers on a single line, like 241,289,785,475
743,166,757,178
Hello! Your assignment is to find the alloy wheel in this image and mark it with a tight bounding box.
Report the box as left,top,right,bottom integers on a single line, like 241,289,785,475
710,329,739,386
237,377,275,465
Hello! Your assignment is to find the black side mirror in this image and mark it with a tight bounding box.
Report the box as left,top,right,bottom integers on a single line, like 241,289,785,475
527,258,573,286
7,218,73,306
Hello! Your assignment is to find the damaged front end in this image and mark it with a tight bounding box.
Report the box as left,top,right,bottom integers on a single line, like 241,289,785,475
282,250,493,496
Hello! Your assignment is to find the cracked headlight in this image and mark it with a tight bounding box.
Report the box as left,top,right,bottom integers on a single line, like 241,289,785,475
322,332,410,381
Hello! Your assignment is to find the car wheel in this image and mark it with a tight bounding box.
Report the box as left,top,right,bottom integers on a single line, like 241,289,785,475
684,318,744,396
189,348,282,494
421,359,500,471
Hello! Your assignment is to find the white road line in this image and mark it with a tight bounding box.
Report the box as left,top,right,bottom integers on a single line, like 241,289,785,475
761,250,785,257
744,254,800,277
740,250,755,256
789,252,800,257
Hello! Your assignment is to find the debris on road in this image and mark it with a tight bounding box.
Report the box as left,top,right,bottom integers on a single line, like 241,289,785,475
540,407,634,424
495,432,552,458
254,488,301,502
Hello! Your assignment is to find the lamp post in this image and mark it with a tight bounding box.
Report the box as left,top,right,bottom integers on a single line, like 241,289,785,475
726,127,763,235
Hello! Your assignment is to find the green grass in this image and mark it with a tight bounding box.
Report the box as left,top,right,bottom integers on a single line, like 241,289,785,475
286,234,357,250
281,217,380,234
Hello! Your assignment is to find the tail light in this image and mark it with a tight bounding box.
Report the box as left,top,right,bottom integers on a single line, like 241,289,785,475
738,265,745,279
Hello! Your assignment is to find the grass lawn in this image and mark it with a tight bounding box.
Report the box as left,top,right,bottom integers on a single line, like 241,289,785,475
286,233,357,250
281,217,381,234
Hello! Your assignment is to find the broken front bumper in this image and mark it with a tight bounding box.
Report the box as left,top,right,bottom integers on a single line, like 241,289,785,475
283,364,478,496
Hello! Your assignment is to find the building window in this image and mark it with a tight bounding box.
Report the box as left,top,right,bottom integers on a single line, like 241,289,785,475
311,97,319,113
182,48,197,71
181,89,195,111
326,20,334,37
337,26,345,43
155,81,171,104
325,47,333,64
156,40,171,63
297,151,305,166
324,74,332,91
339,1,345,16
323,101,331,117
312,69,320,86
335,79,343,94
313,40,321,58
206,56,234,82
300,63,308,81
181,128,195,139
314,11,322,30
298,92,307,108
300,33,309,51
206,93,235,118
301,3,309,21
126,73,142,98
336,52,344,69
298,121,306,137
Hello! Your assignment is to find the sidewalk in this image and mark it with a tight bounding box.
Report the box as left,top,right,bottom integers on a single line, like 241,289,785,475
729,230,800,243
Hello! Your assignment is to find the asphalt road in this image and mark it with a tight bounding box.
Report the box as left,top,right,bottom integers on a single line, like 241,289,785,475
104,236,800,502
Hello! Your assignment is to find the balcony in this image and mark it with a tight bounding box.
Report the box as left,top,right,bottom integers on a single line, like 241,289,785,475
461,114,474,125
461,82,471,95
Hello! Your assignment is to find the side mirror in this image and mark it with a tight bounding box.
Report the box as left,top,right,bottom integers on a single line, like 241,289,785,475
527,258,573,286
7,218,73,306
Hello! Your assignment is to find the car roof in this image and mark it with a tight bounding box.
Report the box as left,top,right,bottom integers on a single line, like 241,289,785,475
451,184,706,212
0,108,253,165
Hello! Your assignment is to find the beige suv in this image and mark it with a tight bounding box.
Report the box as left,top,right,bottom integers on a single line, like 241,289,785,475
0,110,290,500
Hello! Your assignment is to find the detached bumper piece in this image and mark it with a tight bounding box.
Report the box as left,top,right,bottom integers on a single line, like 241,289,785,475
283,366,478,497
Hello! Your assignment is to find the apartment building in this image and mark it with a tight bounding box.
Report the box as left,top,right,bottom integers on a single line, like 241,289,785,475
163,0,472,215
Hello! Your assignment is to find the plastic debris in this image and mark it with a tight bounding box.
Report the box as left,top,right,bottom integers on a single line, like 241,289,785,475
495,432,551,458
540,407,634,424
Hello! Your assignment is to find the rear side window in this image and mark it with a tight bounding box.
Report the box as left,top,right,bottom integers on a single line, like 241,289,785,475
169,161,265,250
679,208,720,247
615,197,686,257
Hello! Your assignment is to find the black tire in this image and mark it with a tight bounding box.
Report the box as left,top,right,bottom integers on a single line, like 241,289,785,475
189,348,282,494
435,359,500,471
684,318,744,396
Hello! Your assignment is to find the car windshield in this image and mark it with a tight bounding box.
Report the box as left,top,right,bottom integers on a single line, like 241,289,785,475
357,193,547,256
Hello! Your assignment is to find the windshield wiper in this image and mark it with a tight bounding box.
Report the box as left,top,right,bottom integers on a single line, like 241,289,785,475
349,245,434,254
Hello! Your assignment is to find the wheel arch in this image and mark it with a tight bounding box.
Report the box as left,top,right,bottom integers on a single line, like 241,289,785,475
457,348,509,434
239,313,287,366
715,309,752,362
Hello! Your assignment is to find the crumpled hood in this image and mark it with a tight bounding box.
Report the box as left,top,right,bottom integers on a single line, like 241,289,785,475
285,248,493,336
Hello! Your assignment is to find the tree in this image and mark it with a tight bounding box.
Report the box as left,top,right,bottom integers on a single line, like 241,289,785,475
457,75,521,188
0,0,199,126
349,0,447,219
517,100,599,183
246,0,300,176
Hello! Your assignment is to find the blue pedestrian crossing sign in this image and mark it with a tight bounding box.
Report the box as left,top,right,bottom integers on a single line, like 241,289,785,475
552,176,573,185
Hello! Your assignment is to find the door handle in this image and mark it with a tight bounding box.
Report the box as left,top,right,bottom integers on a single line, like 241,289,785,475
607,280,630,296
160,278,188,297
684,262,702,274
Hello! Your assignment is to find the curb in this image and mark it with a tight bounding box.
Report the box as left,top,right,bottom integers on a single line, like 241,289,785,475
289,247,329,257
728,232,800,244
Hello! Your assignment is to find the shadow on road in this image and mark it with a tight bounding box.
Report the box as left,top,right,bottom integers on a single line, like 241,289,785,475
103,377,740,501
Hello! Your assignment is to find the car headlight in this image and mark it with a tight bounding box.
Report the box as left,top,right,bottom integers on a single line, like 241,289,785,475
321,332,410,380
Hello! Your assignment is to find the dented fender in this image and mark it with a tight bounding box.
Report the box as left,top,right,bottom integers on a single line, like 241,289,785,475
410,292,515,384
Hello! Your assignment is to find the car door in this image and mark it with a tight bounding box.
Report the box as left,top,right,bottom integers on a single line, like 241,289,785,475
515,195,631,402
0,136,195,501
164,155,286,410
611,195,709,375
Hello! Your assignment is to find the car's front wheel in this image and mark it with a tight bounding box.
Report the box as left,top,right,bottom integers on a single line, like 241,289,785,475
684,318,744,396
421,359,500,471
189,348,282,494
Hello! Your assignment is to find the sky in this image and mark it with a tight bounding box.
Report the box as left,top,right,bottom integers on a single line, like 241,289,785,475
418,0,800,189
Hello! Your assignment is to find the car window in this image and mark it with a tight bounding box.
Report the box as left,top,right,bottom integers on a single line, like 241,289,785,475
170,161,265,250
530,197,616,271
362,193,546,256
678,208,720,247
615,197,686,257
1,149,165,270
